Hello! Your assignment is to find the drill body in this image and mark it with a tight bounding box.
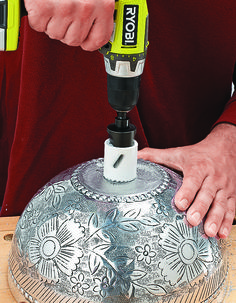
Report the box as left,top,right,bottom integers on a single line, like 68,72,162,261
102,0,149,182
0,0,27,51
100,0,149,148
102,0,148,79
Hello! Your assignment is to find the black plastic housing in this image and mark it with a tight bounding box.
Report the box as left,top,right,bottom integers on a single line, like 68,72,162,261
107,115,136,147
107,74,141,112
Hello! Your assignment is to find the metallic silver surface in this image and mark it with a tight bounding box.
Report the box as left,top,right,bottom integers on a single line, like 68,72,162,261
8,159,228,302
104,57,145,77
0,28,5,51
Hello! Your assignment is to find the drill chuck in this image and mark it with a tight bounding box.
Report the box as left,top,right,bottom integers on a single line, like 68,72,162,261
107,74,141,112
106,71,140,149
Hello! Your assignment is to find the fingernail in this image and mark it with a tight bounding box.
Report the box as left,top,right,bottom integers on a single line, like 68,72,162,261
190,212,201,225
209,223,217,235
222,227,229,237
178,199,189,209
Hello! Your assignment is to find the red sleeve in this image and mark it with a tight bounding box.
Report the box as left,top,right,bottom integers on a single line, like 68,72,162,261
214,68,236,126
214,90,236,126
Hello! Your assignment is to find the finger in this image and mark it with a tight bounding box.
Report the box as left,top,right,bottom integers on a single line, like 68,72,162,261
45,17,72,40
57,1,96,46
81,15,114,51
138,148,161,162
185,176,217,226
26,2,53,33
175,170,209,211
138,148,184,172
138,147,199,211
80,0,115,50
218,197,236,238
203,190,226,237
60,19,94,46
28,12,51,33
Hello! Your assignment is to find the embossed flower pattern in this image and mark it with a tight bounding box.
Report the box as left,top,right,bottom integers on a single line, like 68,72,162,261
71,273,90,295
135,244,156,264
28,217,85,281
158,221,213,285
19,202,40,229
93,275,116,298
10,159,226,303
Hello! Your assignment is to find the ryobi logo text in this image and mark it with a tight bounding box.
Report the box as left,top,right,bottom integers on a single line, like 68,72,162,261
122,5,138,46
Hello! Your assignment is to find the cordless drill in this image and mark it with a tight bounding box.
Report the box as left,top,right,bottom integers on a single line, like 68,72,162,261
0,0,149,182
101,0,149,181
0,0,27,50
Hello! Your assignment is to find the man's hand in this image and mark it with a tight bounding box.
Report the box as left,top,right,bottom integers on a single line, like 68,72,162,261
24,0,115,50
138,123,236,238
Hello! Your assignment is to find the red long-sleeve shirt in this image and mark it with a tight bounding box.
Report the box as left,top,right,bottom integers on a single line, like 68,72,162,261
1,1,236,216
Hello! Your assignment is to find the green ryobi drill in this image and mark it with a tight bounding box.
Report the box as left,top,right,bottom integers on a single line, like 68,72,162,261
0,0,149,181
100,0,149,149
0,0,26,50
0,0,148,145
100,0,149,182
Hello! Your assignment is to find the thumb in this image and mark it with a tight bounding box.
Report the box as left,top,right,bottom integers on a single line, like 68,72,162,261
138,147,184,172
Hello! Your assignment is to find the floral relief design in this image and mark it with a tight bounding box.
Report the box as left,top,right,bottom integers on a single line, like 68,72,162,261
18,259,28,276
28,216,85,281
158,220,213,286
86,208,167,299
135,244,156,264
93,272,117,298
43,182,66,208
19,202,41,229
71,273,90,295
9,159,228,303
153,196,175,217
